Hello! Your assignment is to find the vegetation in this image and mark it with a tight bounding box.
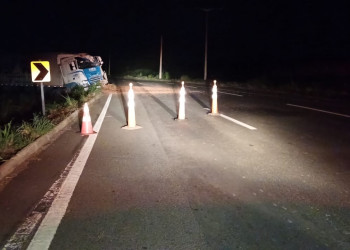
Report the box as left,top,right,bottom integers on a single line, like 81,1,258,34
17,114,54,143
0,84,101,163
0,121,15,161
123,68,171,80
121,68,204,83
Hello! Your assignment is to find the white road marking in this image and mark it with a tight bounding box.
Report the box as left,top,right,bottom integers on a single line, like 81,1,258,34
204,108,257,130
217,91,243,97
27,94,112,250
287,104,350,118
3,149,81,249
186,87,243,96
220,114,257,130
189,90,205,93
221,89,250,94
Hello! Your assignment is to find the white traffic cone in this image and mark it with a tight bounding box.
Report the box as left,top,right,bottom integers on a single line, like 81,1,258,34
209,80,219,115
128,83,136,128
177,81,186,120
122,83,142,130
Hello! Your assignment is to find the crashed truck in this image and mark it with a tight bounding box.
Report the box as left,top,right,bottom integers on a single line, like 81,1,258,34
24,52,108,89
56,53,108,89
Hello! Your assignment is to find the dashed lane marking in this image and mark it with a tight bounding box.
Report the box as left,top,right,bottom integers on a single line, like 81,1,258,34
204,108,257,130
287,104,350,118
27,94,112,250
219,114,257,130
217,91,243,97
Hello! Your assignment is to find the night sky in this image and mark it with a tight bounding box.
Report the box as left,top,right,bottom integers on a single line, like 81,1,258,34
1,0,349,80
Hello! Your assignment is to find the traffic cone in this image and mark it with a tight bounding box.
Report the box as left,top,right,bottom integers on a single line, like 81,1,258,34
177,81,186,120
122,83,142,130
128,82,136,128
81,103,94,135
209,80,219,115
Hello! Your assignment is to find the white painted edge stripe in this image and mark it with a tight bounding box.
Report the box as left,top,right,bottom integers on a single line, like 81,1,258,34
27,94,112,250
217,91,243,97
287,104,350,118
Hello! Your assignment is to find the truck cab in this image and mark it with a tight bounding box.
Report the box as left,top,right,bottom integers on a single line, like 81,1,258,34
58,53,108,89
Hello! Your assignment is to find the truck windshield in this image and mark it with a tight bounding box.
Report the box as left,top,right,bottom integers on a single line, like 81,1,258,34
75,57,99,69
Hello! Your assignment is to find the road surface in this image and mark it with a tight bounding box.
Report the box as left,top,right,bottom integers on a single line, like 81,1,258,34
1,79,349,249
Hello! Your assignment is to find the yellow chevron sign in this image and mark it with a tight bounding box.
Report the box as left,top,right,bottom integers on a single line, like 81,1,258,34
31,61,51,82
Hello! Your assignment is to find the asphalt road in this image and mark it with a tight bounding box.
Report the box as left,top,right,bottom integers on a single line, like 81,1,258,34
1,80,349,249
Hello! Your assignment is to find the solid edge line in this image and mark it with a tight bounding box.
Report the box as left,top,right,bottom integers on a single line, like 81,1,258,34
219,114,257,130
0,93,103,186
287,104,350,118
27,94,112,250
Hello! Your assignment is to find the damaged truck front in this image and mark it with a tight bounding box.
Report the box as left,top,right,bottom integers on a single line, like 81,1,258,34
58,53,108,89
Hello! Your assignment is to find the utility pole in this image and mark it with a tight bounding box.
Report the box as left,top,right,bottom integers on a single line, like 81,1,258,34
201,7,221,81
108,49,111,76
204,10,209,81
159,35,163,79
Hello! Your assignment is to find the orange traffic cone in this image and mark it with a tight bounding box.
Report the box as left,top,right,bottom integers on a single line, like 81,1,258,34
81,103,94,135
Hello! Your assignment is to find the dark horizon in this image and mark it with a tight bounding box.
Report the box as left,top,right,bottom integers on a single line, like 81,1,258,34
1,0,350,81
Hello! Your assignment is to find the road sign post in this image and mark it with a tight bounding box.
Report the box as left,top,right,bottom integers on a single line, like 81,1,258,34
40,82,45,115
31,61,51,115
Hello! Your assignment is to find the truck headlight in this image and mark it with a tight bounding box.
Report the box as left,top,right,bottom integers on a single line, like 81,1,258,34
82,80,89,87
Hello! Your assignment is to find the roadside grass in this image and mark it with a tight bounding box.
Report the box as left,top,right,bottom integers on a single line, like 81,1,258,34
123,68,171,81
0,84,101,164
0,122,16,161
47,84,100,125
17,114,54,143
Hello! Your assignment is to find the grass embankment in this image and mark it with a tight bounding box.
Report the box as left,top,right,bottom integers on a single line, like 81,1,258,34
0,84,101,164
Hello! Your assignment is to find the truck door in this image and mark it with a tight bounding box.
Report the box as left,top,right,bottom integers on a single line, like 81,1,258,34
60,58,77,84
